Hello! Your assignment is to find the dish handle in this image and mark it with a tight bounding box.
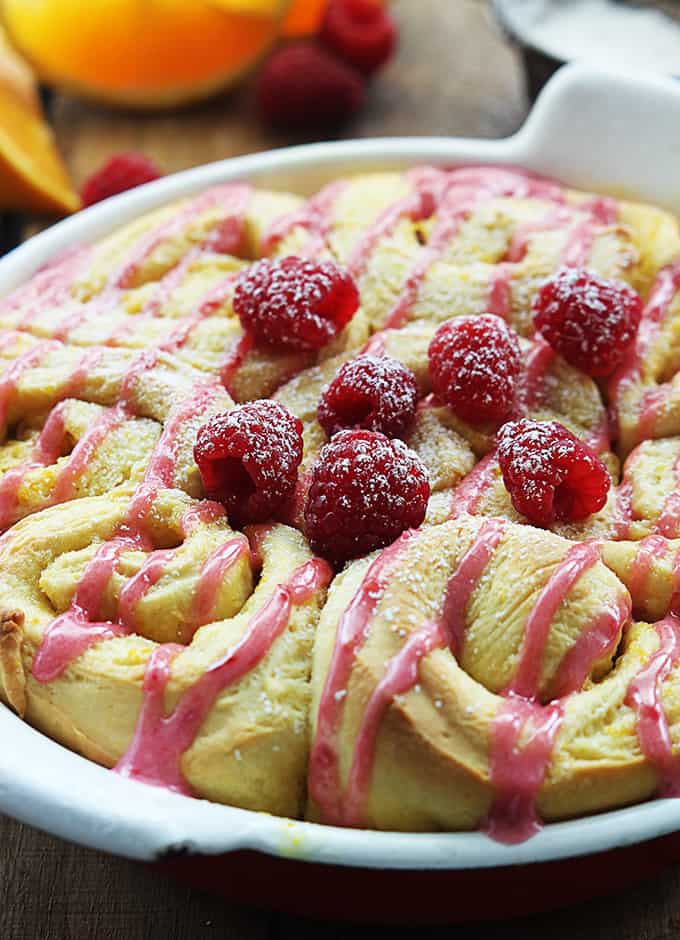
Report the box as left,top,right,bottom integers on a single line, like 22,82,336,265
509,63,680,214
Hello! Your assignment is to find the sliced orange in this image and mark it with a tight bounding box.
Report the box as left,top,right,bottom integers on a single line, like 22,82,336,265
1,0,291,109
282,0,328,36
0,25,78,214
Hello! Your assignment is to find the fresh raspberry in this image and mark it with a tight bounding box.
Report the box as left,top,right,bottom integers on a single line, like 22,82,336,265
427,315,521,425
532,267,642,377
234,256,359,351
320,0,398,75
318,354,418,438
81,153,162,207
497,419,610,527
194,400,303,526
256,42,365,130
304,429,430,565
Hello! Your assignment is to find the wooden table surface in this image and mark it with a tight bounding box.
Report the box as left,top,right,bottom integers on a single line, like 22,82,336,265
2,3,679,937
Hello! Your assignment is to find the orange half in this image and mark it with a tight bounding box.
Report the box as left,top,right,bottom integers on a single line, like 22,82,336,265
0,25,78,214
2,0,291,109
282,0,328,36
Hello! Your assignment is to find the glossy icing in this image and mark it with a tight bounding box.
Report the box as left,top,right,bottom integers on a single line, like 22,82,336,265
115,557,331,794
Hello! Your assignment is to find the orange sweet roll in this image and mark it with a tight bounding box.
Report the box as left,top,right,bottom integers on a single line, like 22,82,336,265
277,166,650,339
0,400,159,533
0,331,235,534
608,436,680,540
0,335,225,436
0,185,303,351
307,516,636,837
0,473,331,811
609,258,680,456
0,344,330,809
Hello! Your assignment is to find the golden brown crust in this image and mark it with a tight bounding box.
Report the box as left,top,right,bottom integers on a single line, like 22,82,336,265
0,608,26,717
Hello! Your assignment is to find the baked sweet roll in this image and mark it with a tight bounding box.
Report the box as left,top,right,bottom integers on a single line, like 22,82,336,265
0,335,232,530
0,183,367,404
308,516,640,835
609,261,680,456
0,487,330,813
0,399,159,530
266,166,679,337
2,165,680,839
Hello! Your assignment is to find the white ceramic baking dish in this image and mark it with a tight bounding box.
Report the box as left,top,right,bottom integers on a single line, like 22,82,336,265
3,63,680,922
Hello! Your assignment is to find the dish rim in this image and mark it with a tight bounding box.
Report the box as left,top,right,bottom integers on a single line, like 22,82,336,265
3,63,680,871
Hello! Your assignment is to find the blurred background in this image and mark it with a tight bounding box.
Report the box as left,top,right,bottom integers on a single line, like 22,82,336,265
0,0,679,248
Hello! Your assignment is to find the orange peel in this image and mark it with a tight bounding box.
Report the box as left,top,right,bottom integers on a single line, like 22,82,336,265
0,25,77,214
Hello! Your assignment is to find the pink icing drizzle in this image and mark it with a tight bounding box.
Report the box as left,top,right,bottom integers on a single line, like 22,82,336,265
516,336,556,412
507,208,573,264
484,696,564,844
487,264,513,320
316,515,607,839
32,381,222,682
361,331,388,357
551,594,630,699
507,541,602,700
342,620,446,826
671,552,680,617
220,332,253,395
113,644,188,792
32,539,134,683
445,519,505,657
486,208,576,320
0,340,58,430
382,165,571,331
117,548,177,632
381,185,476,331
189,537,251,630
483,538,629,843
345,167,447,280
308,530,416,823
115,557,332,794
180,500,226,534
196,270,240,318
609,260,680,439
655,450,680,538
311,522,507,827
0,403,67,529
584,413,612,455
141,249,201,320
262,180,347,257
135,378,221,496
449,452,498,519
113,184,251,290
16,185,250,351
53,405,127,503
627,535,670,614
626,616,680,797
561,217,598,268
65,347,105,399
1,246,90,323
613,480,634,540
141,186,250,319
0,400,126,530
636,385,668,443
